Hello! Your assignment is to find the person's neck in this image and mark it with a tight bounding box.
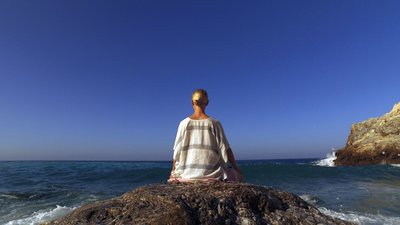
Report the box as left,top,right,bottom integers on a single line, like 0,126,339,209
190,107,209,120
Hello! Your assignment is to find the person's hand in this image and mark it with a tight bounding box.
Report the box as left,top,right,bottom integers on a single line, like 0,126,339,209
234,167,242,175
168,178,179,183
234,167,243,182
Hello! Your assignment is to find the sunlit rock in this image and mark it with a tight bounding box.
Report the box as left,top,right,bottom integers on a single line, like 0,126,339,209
335,102,400,166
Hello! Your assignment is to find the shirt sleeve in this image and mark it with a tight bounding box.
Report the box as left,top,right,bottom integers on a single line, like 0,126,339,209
215,121,230,163
173,121,185,160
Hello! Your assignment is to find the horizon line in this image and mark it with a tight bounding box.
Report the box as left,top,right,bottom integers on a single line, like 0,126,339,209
0,157,321,163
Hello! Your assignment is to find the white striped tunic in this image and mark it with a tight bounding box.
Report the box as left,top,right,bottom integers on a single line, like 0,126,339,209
172,117,230,180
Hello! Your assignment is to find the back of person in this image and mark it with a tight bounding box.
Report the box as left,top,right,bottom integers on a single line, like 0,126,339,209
169,89,243,182
172,117,229,180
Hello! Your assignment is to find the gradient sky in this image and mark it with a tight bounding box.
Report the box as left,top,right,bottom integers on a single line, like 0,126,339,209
1,1,399,160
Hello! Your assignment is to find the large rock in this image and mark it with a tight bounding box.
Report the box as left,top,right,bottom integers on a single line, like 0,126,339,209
335,102,400,166
45,182,351,225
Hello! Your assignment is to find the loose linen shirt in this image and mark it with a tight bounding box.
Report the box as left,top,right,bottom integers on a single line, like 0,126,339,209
172,117,230,180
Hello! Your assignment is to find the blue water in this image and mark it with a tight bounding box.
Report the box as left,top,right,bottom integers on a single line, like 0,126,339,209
1,159,399,225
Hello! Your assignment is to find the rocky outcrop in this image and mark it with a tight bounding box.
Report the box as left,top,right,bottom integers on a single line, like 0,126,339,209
335,102,400,166
45,182,351,225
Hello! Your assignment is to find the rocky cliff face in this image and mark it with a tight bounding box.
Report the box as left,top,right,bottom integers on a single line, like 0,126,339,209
335,102,400,166
45,182,352,225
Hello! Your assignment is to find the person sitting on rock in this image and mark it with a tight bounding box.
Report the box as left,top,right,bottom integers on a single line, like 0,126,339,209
168,89,243,182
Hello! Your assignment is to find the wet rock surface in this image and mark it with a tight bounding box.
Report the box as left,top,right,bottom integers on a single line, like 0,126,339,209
335,102,400,166
45,182,352,225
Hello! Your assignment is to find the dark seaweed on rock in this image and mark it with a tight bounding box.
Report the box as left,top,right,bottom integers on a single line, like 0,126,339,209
45,182,352,225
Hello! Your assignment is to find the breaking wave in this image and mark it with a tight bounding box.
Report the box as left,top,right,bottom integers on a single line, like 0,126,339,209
5,205,75,225
301,195,400,225
313,151,336,167
319,207,400,225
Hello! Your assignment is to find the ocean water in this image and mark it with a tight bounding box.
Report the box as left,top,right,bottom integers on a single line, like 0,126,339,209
1,156,400,225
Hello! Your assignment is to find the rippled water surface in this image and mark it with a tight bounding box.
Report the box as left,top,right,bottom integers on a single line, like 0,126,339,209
1,159,399,225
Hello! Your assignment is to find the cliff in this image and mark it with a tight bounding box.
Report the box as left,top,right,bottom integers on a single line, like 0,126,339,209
45,182,352,225
335,102,400,166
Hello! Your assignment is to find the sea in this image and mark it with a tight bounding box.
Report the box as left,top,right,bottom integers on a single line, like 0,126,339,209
1,153,400,225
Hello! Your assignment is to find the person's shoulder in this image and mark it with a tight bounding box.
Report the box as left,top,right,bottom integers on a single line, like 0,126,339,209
208,117,222,125
181,117,191,122
178,117,191,126
208,117,218,122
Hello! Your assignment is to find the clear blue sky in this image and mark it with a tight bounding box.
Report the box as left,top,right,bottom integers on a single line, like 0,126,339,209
1,1,399,160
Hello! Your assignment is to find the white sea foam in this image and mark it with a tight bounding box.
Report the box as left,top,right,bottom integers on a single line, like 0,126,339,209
314,151,336,167
0,194,19,199
390,164,400,168
300,194,313,202
5,205,76,225
318,207,400,225
301,194,400,224
299,194,320,204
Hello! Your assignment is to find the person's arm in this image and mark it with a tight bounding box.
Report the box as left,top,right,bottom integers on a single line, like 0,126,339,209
169,160,176,179
227,148,242,174
170,121,183,181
